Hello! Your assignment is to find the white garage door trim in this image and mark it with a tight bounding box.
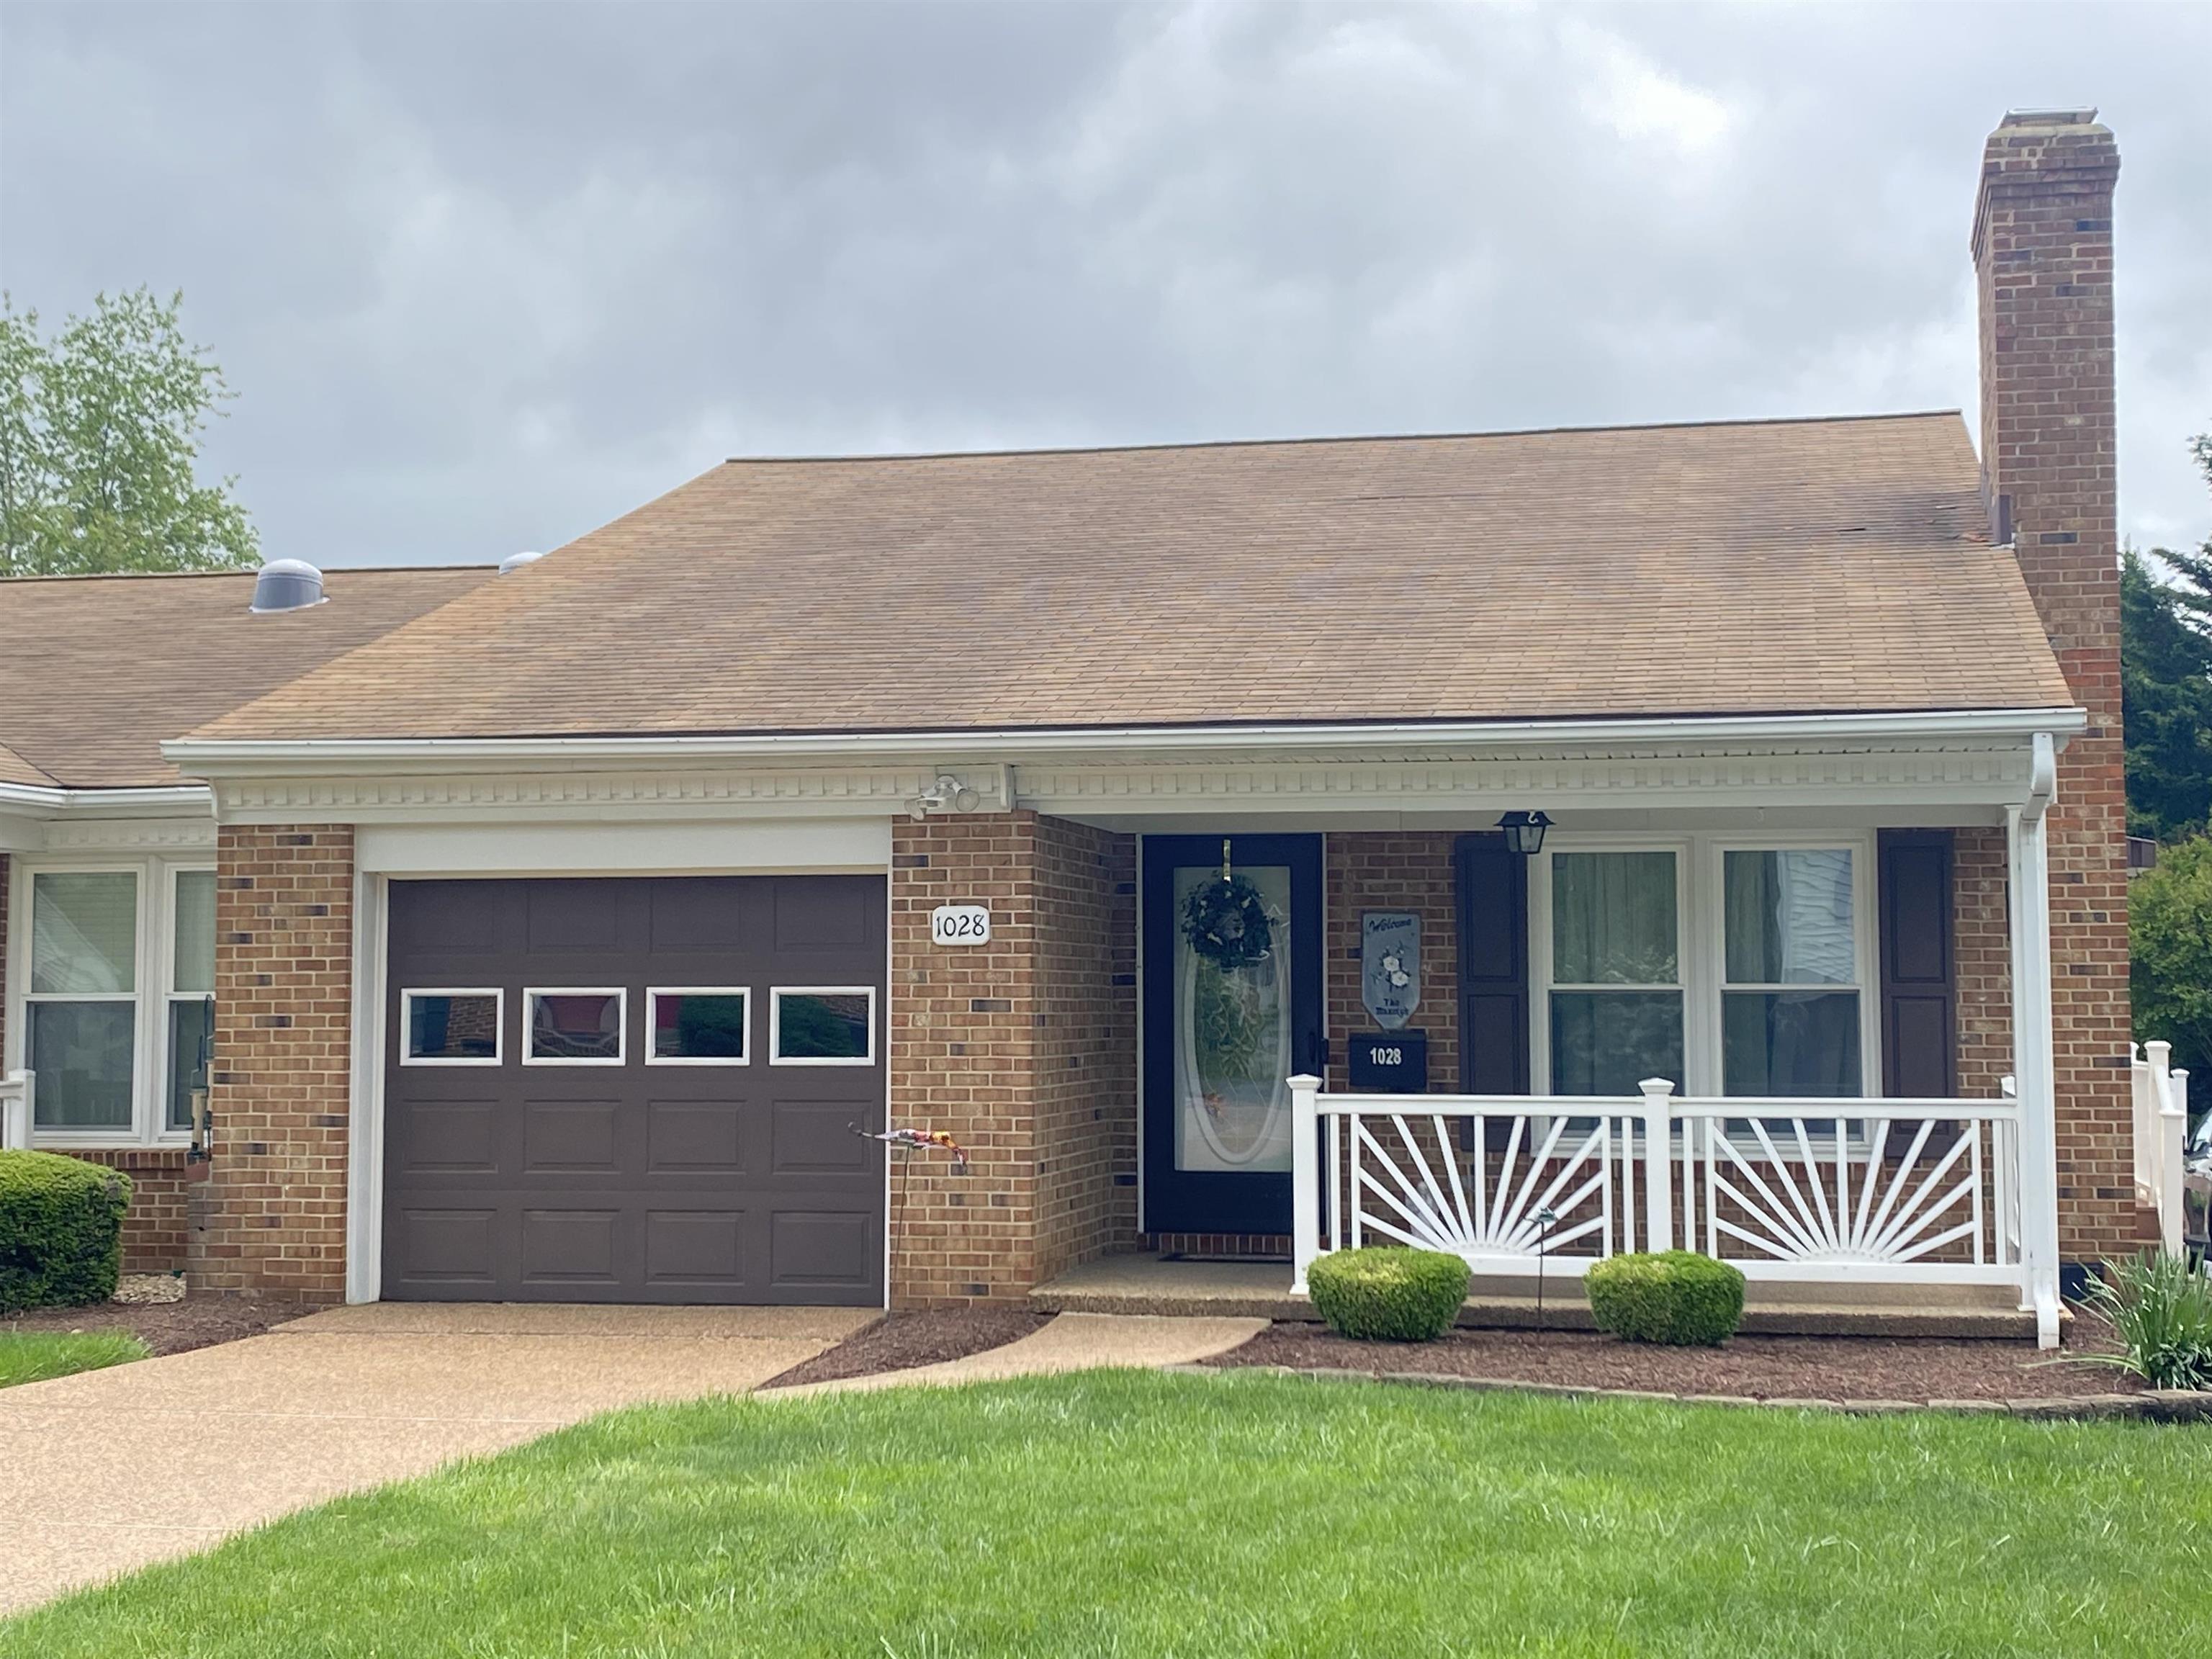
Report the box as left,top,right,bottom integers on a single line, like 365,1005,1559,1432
357,817,891,876
346,835,896,1306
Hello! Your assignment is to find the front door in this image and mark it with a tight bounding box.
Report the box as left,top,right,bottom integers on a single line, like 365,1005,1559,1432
1141,834,1324,1238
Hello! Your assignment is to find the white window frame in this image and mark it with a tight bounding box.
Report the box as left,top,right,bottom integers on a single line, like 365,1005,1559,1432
5,855,209,1148
398,987,506,1068
522,986,628,1067
1705,836,1879,1102
644,986,750,1066
769,986,878,1066
1530,830,1880,1100
163,865,218,1136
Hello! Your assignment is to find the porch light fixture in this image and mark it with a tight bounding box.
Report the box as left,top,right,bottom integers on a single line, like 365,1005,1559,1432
1496,810,1552,855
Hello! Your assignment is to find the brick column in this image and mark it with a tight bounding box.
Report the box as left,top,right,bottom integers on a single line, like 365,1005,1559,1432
886,811,1136,1306
1971,110,2131,1263
192,825,354,1300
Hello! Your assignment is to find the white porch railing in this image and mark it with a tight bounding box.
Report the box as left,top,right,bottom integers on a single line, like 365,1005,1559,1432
1289,1074,2041,1307
2133,1042,2192,1256
0,1070,32,1151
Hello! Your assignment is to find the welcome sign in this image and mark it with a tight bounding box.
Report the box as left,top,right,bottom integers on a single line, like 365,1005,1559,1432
1360,911,1420,1030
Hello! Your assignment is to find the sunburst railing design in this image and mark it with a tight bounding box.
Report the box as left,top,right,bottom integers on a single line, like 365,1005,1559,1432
1290,1078,2027,1297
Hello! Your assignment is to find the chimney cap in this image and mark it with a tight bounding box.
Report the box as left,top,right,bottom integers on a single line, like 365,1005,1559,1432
2000,107,2099,127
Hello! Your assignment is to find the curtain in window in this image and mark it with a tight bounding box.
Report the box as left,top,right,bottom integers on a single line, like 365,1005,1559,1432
1722,850,1860,1097
28,872,138,1128
1550,852,1682,1095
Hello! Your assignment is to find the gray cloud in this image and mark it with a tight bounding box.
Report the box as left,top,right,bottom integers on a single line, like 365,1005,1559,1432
3,1,2206,568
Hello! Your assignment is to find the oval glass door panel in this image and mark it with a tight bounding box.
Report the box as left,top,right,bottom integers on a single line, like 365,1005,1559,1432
1172,864,1294,1172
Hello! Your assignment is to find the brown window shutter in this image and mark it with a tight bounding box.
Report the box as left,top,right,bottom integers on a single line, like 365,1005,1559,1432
1878,830,1956,1099
1455,832,1530,1097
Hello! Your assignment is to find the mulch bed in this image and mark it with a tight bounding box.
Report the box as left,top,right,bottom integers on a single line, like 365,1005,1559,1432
3,1294,318,1357
765,1308,1050,1389
1204,1314,2139,1403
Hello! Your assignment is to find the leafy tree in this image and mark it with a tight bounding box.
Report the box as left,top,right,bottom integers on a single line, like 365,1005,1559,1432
2123,433,2212,841
0,288,256,576
2132,832,2212,1087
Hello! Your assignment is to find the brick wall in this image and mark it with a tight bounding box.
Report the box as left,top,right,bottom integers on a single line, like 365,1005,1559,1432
192,824,354,1300
1032,817,1140,1283
1323,831,1462,1096
887,811,1137,1306
1972,110,2134,1262
1954,827,2015,1101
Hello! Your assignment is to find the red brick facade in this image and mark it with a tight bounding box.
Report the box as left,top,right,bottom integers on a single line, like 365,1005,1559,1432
193,824,354,1300
1972,111,2132,1262
1323,831,1463,1098
886,811,1136,1305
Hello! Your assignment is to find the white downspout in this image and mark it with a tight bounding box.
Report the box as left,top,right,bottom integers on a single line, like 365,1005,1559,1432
2008,732,2062,1349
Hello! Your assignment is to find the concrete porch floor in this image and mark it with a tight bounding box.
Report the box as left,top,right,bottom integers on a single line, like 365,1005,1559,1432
1032,1254,2043,1339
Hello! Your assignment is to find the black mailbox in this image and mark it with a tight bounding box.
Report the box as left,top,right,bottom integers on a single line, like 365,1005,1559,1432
1348,1030,1428,1093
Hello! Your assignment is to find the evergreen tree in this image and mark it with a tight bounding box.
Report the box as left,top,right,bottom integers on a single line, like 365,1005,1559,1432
2123,434,2212,841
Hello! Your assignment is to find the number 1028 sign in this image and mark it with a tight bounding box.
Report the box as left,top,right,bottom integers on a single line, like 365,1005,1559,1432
930,904,992,946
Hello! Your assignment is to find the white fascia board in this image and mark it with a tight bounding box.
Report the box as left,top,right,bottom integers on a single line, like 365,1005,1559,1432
163,707,2088,776
0,782,214,819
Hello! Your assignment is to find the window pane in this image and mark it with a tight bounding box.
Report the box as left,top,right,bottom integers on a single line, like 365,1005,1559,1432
406,993,500,1061
27,1001,135,1128
777,992,873,1061
1550,991,1683,1097
168,997,215,1130
1724,850,1854,985
31,872,137,994
652,992,747,1061
174,871,217,994
1723,990,1861,1096
1552,853,1676,984
529,992,624,1061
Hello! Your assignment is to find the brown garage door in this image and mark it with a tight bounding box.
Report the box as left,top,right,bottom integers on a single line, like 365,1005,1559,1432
382,876,885,1304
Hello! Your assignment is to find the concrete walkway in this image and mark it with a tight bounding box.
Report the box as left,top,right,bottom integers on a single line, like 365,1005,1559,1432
763,1311,1267,1398
0,1302,871,1617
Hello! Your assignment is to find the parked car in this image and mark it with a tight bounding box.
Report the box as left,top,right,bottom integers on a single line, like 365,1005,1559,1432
2185,1114,2211,1265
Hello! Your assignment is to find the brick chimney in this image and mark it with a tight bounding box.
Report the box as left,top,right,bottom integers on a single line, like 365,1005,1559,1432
1970,108,2130,1264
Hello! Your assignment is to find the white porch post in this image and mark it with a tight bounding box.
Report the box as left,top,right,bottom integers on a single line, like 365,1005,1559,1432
2008,734,2063,1348
2146,1042,2188,1257
1289,1072,1322,1295
1639,1079,1675,1254
0,1070,30,1150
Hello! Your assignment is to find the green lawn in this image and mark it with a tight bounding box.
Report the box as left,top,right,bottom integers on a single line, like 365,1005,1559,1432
0,1329,148,1389
5,1370,2209,1656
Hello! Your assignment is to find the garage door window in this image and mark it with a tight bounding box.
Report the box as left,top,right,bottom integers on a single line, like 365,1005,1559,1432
403,989,503,1065
647,988,749,1064
771,987,875,1065
526,989,626,1065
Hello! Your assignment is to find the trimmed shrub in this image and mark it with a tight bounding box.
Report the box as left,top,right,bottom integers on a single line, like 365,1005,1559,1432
1306,1247,1470,1342
1586,1251,1745,1346
0,1151,132,1313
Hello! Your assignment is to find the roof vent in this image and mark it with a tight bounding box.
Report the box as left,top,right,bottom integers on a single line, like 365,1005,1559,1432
499,549,545,576
249,557,326,613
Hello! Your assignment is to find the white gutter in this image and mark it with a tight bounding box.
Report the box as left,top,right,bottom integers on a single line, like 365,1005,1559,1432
0,782,214,819
165,707,2087,775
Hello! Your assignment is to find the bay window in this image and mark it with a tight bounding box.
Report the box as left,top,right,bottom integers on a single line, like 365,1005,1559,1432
7,857,214,1145
1534,836,1874,1100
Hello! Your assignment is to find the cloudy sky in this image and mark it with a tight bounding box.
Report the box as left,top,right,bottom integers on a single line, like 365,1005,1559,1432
3,1,2206,570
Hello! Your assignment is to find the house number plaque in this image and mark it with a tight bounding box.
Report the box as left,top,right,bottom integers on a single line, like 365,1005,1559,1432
930,904,992,946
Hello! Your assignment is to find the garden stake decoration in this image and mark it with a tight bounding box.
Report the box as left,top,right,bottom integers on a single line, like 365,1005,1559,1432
1534,1207,1559,1329
853,1124,970,1174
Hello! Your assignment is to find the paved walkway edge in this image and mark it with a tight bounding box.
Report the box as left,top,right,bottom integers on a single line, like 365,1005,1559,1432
760,1313,1269,1398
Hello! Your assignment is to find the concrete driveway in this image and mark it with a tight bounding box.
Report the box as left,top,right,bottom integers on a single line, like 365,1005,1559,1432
0,1301,873,1617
